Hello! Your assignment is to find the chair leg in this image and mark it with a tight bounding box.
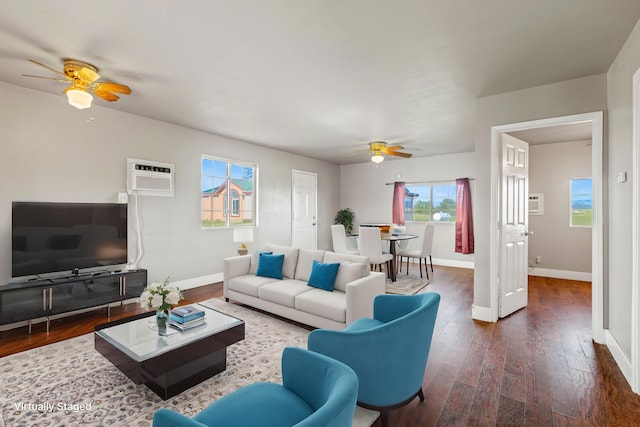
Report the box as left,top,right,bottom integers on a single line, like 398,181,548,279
406,257,410,275
425,258,429,280
419,258,423,278
380,410,389,427
430,255,434,272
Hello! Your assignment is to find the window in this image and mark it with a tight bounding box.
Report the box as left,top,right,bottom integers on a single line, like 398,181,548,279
570,178,592,227
404,182,457,222
201,156,257,228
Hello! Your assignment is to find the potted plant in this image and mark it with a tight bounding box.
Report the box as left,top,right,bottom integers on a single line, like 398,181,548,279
335,208,355,235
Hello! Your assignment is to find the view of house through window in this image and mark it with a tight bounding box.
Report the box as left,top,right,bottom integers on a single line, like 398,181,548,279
570,178,592,227
404,182,457,222
201,156,257,228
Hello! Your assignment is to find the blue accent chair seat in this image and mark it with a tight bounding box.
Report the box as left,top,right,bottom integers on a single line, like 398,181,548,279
152,346,359,427
307,293,440,427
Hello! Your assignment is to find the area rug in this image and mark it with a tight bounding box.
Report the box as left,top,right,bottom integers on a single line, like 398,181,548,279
385,274,430,295
0,298,379,427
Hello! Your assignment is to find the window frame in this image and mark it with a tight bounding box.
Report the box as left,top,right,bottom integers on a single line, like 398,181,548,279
569,177,593,228
403,181,458,223
201,155,258,229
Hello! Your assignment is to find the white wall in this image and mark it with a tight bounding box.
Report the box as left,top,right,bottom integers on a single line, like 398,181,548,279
474,74,608,309
0,82,340,285
607,19,640,360
528,140,592,274
339,152,476,266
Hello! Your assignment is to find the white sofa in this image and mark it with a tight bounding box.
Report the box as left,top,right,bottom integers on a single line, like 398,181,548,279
223,244,385,330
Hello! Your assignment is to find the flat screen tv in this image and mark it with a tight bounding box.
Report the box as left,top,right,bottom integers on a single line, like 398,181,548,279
12,202,128,278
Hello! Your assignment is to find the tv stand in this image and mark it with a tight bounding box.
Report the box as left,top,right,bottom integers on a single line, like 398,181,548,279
0,269,147,333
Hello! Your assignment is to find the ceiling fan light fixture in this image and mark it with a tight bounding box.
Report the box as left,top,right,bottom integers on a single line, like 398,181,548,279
66,88,93,109
371,154,384,163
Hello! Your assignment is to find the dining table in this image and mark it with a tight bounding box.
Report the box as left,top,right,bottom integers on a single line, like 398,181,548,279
380,233,419,282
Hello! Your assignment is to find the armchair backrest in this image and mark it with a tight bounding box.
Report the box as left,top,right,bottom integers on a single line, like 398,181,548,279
308,292,440,407
282,347,359,427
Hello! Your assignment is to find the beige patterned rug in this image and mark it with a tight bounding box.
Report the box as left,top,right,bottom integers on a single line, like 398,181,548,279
385,274,430,295
0,298,379,427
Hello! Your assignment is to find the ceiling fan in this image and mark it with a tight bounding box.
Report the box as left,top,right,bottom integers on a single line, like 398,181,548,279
368,141,412,163
22,59,132,109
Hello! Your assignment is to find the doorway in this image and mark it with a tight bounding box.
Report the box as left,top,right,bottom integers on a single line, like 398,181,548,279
489,111,604,344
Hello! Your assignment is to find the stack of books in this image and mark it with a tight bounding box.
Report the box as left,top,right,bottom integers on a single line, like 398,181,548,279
169,305,206,331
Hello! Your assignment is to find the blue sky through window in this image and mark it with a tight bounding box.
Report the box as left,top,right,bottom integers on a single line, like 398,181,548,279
571,178,592,209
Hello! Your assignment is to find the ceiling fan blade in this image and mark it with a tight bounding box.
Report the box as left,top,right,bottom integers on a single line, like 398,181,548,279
27,59,68,79
95,82,131,95
79,66,100,83
22,74,68,83
384,145,404,151
94,87,120,102
387,151,412,158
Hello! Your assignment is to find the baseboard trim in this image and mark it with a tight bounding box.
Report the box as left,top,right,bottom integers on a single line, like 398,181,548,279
172,273,223,291
605,330,633,389
432,258,474,270
472,304,496,323
528,268,591,282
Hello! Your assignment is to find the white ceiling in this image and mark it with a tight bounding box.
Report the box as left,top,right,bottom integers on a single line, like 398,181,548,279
1,1,639,164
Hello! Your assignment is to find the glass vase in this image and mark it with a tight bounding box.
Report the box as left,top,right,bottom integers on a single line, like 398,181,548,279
156,310,169,336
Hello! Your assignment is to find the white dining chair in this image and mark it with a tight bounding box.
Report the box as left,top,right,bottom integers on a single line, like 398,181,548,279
397,223,434,279
358,226,393,278
331,224,359,254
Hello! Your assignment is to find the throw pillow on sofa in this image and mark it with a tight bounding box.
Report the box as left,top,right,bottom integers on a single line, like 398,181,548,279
256,253,285,280
249,250,273,274
307,260,340,291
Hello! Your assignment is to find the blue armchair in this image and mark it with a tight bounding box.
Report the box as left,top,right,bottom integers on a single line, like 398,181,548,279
307,293,440,427
152,346,359,427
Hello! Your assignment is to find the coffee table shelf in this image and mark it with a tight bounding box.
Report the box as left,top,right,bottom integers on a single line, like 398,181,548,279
95,303,245,399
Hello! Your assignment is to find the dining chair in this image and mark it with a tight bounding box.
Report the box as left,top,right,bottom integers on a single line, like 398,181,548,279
331,224,359,254
397,223,434,279
358,226,393,278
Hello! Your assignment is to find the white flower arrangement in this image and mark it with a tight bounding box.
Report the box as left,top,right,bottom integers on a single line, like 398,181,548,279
140,277,183,312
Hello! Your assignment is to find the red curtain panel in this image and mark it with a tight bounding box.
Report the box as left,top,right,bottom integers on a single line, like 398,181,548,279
392,181,405,225
455,178,474,254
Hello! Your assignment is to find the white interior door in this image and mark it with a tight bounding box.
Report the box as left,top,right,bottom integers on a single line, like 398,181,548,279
499,134,529,317
292,170,317,250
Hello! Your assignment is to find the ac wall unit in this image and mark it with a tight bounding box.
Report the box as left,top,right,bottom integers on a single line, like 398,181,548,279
127,158,175,197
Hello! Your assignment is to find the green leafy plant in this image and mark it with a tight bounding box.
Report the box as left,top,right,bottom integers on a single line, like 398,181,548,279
335,208,355,234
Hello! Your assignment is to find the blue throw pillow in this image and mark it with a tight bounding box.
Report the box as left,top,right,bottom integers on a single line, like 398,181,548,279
256,253,284,280
307,260,340,292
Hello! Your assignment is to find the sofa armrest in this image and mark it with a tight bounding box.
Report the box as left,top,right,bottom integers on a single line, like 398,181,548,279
344,271,385,325
223,255,252,296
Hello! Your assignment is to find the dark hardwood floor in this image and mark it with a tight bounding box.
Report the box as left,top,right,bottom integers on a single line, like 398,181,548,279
2,266,639,426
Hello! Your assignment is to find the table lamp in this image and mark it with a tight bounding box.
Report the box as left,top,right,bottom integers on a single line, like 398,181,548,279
233,228,254,255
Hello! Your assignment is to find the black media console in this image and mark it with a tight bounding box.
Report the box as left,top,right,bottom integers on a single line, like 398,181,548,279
0,269,147,333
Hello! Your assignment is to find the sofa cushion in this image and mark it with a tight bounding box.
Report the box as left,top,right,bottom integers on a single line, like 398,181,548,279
227,274,281,297
307,260,340,292
256,253,285,280
265,244,300,279
249,250,273,274
334,262,370,293
294,249,326,282
259,280,312,308
323,251,369,265
295,289,347,323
